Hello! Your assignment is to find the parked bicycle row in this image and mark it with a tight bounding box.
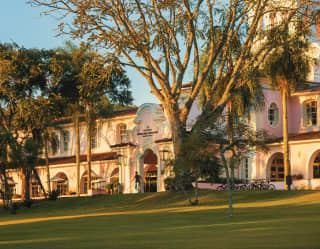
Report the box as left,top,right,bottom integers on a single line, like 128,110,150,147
216,180,276,191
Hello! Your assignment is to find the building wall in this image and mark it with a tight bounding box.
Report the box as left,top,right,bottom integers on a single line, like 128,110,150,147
255,140,320,189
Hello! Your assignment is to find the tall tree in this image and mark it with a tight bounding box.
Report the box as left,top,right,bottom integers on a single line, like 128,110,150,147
30,0,316,157
77,49,133,192
0,43,53,201
200,115,268,216
53,43,85,196
262,25,311,190
55,43,132,193
198,48,264,182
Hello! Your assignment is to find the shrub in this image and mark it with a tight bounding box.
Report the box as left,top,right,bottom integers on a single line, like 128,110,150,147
296,174,304,180
106,183,113,194
22,199,33,208
113,182,122,194
165,175,193,192
10,203,18,214
164,177,179,191
48,190,60,200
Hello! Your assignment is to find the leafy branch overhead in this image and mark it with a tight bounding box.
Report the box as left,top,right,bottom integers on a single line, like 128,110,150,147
29,0,319,156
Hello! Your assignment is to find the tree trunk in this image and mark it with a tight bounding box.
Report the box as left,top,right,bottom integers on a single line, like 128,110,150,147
0,169,12,209
166,109,185,157
32,168,47,199
226,101,235,183
75,113,80,196
44,137,51,194
281,89,291,191
194,176,199,205
87,104,92,192
22,168,31,202
220,149,233,217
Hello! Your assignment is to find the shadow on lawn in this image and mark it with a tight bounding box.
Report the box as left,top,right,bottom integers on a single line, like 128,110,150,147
0,191,319,227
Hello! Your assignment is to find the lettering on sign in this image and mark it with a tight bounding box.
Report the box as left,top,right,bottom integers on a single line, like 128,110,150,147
137,128,158,137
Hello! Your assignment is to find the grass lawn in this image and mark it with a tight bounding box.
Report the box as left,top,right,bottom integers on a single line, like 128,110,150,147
0,190,320,249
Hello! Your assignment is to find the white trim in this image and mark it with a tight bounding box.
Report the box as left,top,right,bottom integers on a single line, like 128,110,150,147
52,169,70,181
306,148,320,180
268,138,320,146
265,150,283,180
267,102,280,128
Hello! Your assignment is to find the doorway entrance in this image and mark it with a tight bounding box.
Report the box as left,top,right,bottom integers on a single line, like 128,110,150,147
143,149,158,192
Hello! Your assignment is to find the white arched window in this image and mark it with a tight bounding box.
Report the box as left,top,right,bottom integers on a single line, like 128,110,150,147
270,154,284,181
313,154,320,179
268,103,279,127
303,101,317,127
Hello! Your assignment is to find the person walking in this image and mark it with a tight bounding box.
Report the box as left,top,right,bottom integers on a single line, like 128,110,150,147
134,171,141,193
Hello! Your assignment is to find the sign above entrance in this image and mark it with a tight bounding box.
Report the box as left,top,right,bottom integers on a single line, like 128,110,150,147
137,128,158,138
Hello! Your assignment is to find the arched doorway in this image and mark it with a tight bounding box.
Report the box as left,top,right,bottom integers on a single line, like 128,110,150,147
311,152,320,179
110,168,119,184
80,170,98,194
51,172,69,195
143,149,158,192
268,153,284,181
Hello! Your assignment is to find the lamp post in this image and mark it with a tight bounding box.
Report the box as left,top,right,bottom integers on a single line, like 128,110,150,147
159,149,172,175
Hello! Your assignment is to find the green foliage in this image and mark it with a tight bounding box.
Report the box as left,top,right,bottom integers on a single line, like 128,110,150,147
22,199,33,208
262,25,312,94
48,190,60,201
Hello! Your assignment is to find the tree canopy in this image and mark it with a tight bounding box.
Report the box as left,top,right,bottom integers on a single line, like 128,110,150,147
29,0,318,155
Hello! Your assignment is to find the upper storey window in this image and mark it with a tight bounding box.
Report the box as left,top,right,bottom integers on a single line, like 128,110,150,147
270,12,277,26
49,133,59,155
268,103,279,127
119,124,127,144
62,130,70,152
91,127,97,149
303,101,317,127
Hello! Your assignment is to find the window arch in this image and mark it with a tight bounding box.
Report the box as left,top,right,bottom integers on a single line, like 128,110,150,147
110,168,119,184
313,154,320,179
270,153,284,181
303,100,317,127
51,172,69,195
268,103,279,127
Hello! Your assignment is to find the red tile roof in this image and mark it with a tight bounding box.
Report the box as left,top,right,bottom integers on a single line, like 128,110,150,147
110,142,136,148
155,138,172,143
55,107,138,125
182,82,193,88
48,152,118,166
295,86,320,93
270,131,320,143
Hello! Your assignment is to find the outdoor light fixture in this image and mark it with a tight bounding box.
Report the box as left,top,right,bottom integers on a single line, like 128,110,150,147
117,151,128,166
159,149,170,162
117,153,123,166
159,149,172,175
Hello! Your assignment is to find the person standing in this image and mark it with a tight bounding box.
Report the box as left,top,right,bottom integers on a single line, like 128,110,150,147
134,171,141,192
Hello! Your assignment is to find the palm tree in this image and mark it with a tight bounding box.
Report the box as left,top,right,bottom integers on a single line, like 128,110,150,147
198,49,264,182
78,52,133,193
53,43,85,196
263,26,311,190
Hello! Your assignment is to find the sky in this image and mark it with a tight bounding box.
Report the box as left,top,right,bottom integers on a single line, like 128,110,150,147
0,1,159,107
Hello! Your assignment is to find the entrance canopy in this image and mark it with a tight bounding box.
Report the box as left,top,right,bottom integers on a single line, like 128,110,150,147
50,176,66,182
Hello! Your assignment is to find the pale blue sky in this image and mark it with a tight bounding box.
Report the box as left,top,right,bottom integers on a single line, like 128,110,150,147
0,1,159,106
